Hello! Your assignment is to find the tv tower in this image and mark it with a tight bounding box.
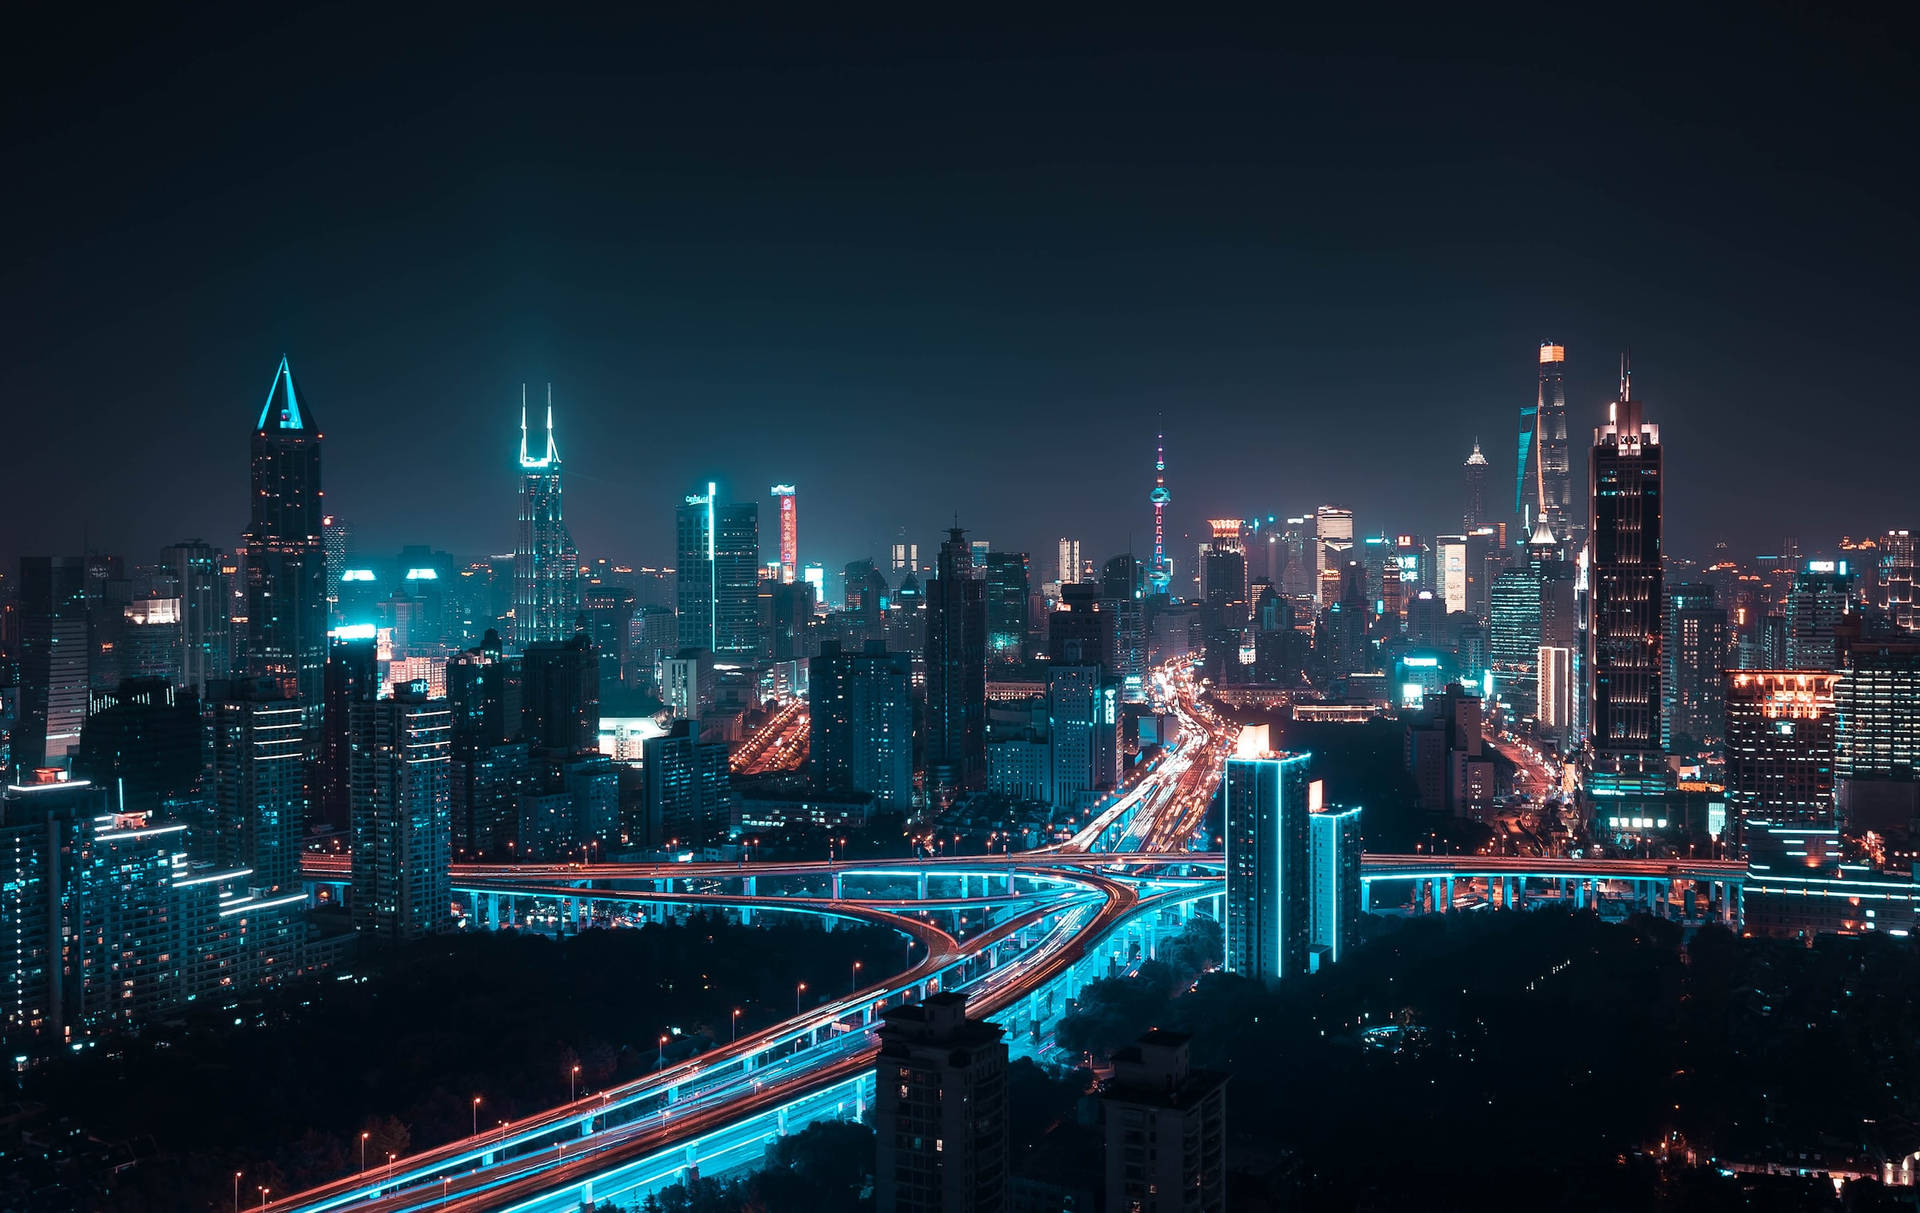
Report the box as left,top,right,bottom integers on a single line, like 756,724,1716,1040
1148,435,1171,594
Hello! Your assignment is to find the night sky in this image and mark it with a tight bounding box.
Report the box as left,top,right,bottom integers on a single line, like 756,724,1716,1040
5,8,1916,579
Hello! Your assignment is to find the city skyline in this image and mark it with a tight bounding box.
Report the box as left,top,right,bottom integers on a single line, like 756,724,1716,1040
6,11,1919,572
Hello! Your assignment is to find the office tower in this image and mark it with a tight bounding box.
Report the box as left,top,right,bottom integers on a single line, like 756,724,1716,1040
1101,1030,1229,1213
521,634,599,758
1586,363,1663,753
1879,530,1915,632
1276,518,1314,600
627,605,679,679
924,528,988,798
1313,507,1354,605
1105,577,1147,704
580,583,636,686
72,680,204,820
1055,538,1082,589
512,388,581,649
1463,440,1488,532
350,683,452,940
765,579,816,663
1538,646,1574,736
322,515,350,614
1049,583,1113,670
16,556,90,775
1047,665,1119,811
1223,731,1314,985
658,649,715,721
982,552,1030,663
1434,535,1468,616
160,541,230,694
208,679,306,891
243,356,328,707
1664,583,1729,753
115,598,183,684
639,720,733,844
78,808,190,1033
318,634,378,834
1833,641,1920,835
676,485,761,658
875,991,1008,1213
1785,559,1852,670
771,485,798,583
810,640,913,809
1725,671,1838,832
0,779,102,1041
446,631,517,855
1201,519,1249,615
1488,566,1543,717
1520,342,1572,535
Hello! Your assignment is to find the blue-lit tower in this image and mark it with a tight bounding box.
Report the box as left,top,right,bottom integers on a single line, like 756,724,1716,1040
243,356,328,708
1149,436,1172,595
512,386,581,650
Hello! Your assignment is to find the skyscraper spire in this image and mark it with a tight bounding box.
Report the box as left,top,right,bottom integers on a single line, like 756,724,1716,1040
518,384,529,465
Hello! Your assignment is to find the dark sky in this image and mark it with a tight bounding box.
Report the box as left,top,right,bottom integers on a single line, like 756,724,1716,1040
5,7,1916,579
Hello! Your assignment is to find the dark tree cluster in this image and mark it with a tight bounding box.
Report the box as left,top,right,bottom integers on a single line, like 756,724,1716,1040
14,915,904,1212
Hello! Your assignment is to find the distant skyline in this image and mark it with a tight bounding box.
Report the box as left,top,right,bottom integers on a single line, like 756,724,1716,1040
6,9,1917,575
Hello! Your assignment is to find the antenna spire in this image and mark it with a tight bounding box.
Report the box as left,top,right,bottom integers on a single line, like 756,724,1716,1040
1620,351,1631,401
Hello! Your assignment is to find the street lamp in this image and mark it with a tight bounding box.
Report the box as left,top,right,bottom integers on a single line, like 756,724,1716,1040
441,1177,451,1206
732,1008,742,1041
570,1064,580,1101
387,1153,396,1183
258,1187,269,1211
658,1034,668,1066
233,1171,241,1213
851,960,863,992
472,1096,482,1137
795,982,807,1013
360,1132,369,1172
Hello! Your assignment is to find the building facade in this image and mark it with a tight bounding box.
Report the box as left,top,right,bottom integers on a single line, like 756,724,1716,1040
875,992,1008,1213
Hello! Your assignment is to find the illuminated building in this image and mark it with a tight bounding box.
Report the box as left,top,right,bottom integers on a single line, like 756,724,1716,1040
512,387,581,649
446,632,514,854
1148,436,1173,595
924,528,988,799
349,682,452,940
1725,671,1838,833
1056,537,1082,588
1277,518,1315,600
1488,566,1542,717
1784,559,1852,670
1663,582,1729,753
1103,556,1148,701
1463,439,1488,532
117,597,183,684
764,579,815,663
1519,342,1572,536
208,679,306,891
810,640,913,810
1,779,100,1040
580,583,636,686
770,484,798,583
639,720,733,844
1048,665,1119,811
1834,642,1920,835
1405,684,1493,816
1537,646,1573,735
875,992,1008,1213
72,680,204,820
319,632,377,834
1743,820,1920,939
627,604,678,678
1435,535,1468,615
160,540,230,694
1586,359,1663,753
1313,506,1354,605
16,555,91,774
982,552,1031,663
242,356,328,707
1878,529,1915,632
675,484,761,659
658,649,714,721
1050,583,1113,671
1224,732,1314,984
1100,1030,1228,1213
322,514,350,613
1309,805,1362,968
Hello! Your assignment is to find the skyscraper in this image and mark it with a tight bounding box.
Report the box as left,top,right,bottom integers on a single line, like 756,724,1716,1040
874,992,1008,1213
1785,560,1852,671
512,388,581,649
161,541,230,694
208,679,307,891
675,485,761,658
521,633,600,759
982,552,1030,663
810,640,913,809
1048,665,1119,811
1488,566,1543,717
322,515,351,616
1663,583,1729,753
1313,506,1354,605
1055,538,1082,588
1463,440,1488,533
72,679,205,821
15,556,90,774
924,528,987,798
319,632,378,834
1223,731,1314,985
243,356,328,707
1309,806,1362,968
1725,671,1838,832
1520,342,1572,535
349,683,452,940
770,485,798,583
1586,362,1663,753
1878,529,1915,633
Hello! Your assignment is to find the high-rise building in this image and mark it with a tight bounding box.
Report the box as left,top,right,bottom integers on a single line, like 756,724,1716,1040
1100,1030,1229,1213
1835,642,1920,783
1586,364,1663,753
208,679,306,891
1309,806,1362,967
1223,731,1314,985
1049,583,1113,670
1664,583,1729,753
1725,671,1838,832
319,632,378,834
1463,440,1488,533
16,556,91,774
1055,538,1082,589
982,552,1030,663
771,485,798,583
446,631,515,855
875,991,1008,1213
639,720,734,844
242,356,328,708
322,515,351,615
924,528,987,798
1785,559,1852,671
1488,567,1543,717
72,680,205,821
521,634,599,759
1313,507,1353,605
1520,342,1572,535
810,640,913,809
675,485,761,658
1047,665,1119,811
161,541,230,693
1878,529,1915,633
1435,535,1468,616
581,583,636,686
512,388,581,649
349,683,452,940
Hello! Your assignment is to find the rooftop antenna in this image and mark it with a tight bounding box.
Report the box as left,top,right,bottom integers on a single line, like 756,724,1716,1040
1620,350,1631,401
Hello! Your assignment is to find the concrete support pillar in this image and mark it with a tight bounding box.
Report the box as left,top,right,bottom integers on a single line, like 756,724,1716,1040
917,872,929,900
1360,880,1371,913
